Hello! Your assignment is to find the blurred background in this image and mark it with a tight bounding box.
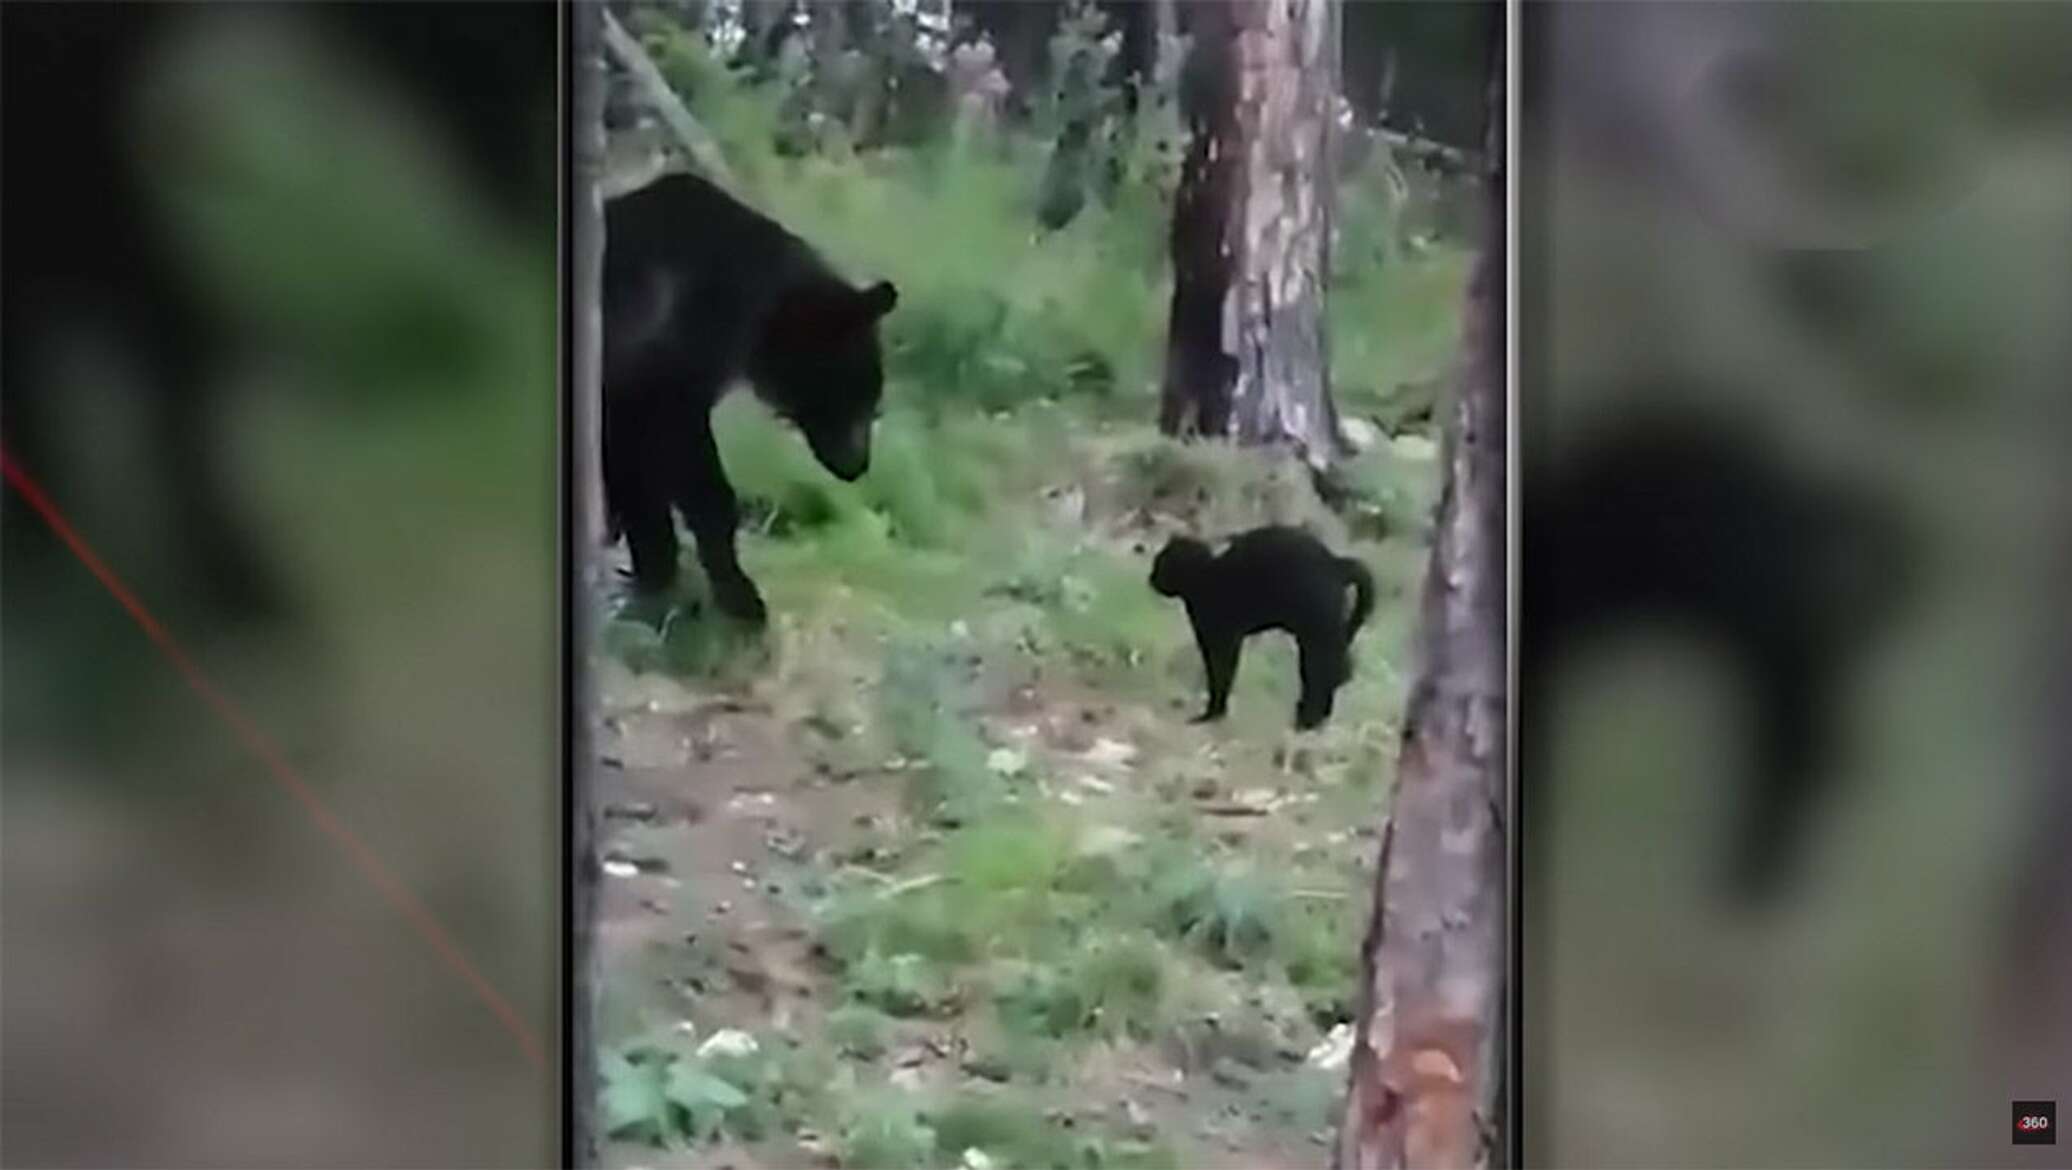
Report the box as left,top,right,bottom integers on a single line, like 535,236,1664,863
1522,1,2072,1165
1,3,560,1165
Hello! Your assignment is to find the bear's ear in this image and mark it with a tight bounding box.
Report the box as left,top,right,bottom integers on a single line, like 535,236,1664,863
859,280,898,320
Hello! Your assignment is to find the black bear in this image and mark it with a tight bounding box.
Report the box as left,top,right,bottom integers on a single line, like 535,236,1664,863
1522,408,1915,907
1150,526,1376,731
603,172,898,625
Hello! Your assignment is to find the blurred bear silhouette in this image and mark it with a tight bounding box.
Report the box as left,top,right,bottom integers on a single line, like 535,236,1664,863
1,2,554,631
1523,403,1918,909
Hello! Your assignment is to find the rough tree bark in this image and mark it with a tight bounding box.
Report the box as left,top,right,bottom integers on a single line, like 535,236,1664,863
1158,0,1340,465
569,2,608,1165
1336,15,1506,1170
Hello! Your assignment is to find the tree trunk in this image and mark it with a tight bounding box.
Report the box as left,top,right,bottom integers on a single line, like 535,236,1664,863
1151,0,1180,93
1336,14,1506,1170
963,0,1059,120
809,0,850,74
568,2,609,1165
739,0,788,61
1106,0,1156,118
1158,0,1340,465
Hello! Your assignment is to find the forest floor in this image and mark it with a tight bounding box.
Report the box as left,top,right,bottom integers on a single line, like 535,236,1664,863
593,402,1440,1170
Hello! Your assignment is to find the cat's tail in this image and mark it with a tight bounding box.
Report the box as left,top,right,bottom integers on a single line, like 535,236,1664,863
1340,556,1376,641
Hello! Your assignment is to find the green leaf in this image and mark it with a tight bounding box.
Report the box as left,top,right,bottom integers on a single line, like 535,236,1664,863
601,1049,671,1140
665,1061,751,1112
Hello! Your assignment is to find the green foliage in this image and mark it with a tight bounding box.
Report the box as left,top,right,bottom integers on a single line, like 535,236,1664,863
824,1003,896,1059
602,598,770,681
601,1039,757,1147
671,9,1477,529
835,1091,940,1170
844,947,957,1017
818,1086,1190,1170
603,1030,839,1151
993,934,1170,1041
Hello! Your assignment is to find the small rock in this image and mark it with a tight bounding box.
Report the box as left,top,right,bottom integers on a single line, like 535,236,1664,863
601,859,640,879
962,1054,1013,1083
1077,825,1143,857
1393,433,1438,462
1307,1022,1355,1070
1340,416,1380,452
697,1029,759,1058
962,1149,996,1170
1084,737,1137,766
986,747,1029,777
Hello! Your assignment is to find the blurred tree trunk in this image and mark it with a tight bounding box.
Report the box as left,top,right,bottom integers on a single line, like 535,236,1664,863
569,2,608,1165
737,0,794,72
1107,0,1155,117
1151,0,1180,88
1336,14,1505,1170
963,0,1059,119
810,0,850,68
1160,0,1240,435
1158,0,1341,464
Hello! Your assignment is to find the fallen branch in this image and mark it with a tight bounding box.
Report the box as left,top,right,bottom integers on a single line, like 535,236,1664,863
1196,802,1274,818
600,9,738,192
1374,126,1478,172
1122,1072,1191,1099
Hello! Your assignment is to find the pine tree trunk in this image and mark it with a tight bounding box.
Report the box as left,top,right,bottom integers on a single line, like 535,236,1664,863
1159,0,1339,464
1336,15,1506,1170
568,2,609,1164
1160,0,1241,436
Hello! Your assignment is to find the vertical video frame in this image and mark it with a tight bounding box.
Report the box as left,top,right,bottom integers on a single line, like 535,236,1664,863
568,2,1509,1167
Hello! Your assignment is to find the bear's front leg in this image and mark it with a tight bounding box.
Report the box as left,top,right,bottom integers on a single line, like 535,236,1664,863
676,417,768,625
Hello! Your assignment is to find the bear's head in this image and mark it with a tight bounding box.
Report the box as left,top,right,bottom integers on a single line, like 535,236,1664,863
750,278,899,482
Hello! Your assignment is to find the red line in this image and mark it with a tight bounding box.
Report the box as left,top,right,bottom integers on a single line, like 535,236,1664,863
1,444,547,1073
